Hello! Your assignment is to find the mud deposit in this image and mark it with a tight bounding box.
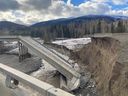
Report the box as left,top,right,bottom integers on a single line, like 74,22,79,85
72,37,128,96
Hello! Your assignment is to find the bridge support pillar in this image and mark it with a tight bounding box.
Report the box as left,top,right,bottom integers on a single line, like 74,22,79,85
18,41,31,62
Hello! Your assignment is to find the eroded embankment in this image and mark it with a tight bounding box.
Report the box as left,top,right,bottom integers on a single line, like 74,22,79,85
71,37,128,96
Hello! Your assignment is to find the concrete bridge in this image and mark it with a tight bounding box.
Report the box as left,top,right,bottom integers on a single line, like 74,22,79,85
0,36,82,96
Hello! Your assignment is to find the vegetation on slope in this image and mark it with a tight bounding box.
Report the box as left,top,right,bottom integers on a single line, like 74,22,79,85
71,37,128,96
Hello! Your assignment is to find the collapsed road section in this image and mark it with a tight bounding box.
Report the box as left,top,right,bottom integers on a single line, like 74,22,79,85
0,36,89,92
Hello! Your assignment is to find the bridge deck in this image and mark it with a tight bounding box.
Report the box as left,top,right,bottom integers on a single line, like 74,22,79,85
0,63,74,96
19,36,80,80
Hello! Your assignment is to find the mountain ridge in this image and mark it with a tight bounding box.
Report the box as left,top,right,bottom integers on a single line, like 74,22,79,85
31,15,128,27
0,15,128,40
1,15,128,26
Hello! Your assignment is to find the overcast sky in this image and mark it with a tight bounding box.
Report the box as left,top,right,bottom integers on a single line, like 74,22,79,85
0,0,128,25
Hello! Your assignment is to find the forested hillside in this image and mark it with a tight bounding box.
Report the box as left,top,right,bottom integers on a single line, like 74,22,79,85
0,15,128,41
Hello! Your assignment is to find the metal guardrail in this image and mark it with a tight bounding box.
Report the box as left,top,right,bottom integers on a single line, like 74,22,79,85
0,63,75,96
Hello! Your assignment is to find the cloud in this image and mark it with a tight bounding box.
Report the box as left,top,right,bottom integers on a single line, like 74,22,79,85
112,0,128,5
79,1,111,15
91,0,109,3
25,0,52,10
109,9,128,16
0,0,128,24
67,0,72,5
49,0,78,16
0,0,20,11
0,11,16,21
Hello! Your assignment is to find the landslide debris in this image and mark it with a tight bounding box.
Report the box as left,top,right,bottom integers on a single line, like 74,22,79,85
71,37,128,96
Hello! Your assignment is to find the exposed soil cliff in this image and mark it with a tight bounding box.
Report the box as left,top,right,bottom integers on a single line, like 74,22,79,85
72,37,128,96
